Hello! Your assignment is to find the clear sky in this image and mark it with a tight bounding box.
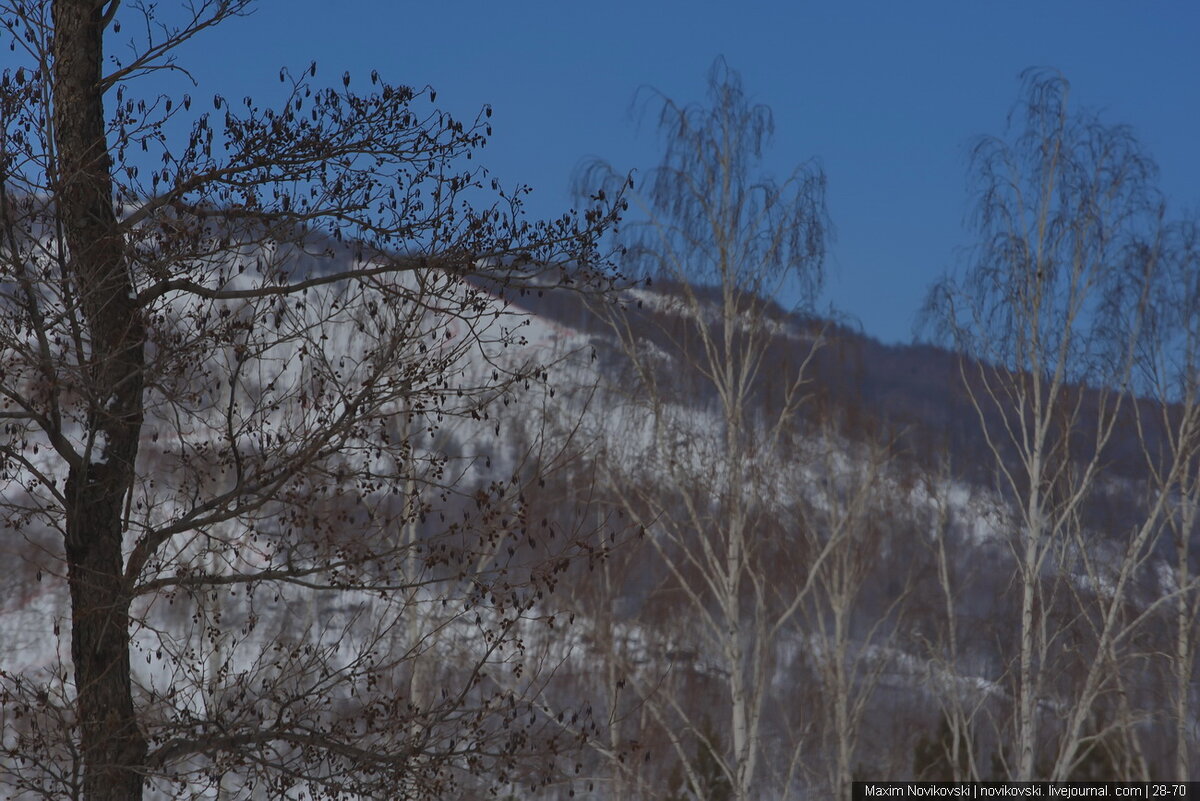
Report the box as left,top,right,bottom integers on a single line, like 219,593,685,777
69,2,1200,343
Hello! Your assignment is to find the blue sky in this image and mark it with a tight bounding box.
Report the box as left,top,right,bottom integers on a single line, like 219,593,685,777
106,3,1200,342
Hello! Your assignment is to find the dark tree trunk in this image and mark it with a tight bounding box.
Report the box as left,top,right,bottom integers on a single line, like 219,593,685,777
52,1,148,798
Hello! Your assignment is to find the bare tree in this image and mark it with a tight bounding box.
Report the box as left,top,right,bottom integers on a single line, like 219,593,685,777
1135,214,1200,781
794,423,911,798
0,1,621,799
923,69,1170,781
578,58,830,801
912,454,992,784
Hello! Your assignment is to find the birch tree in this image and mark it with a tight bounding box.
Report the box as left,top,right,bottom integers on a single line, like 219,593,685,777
795,425,910,797
1135,215,1200,781
579,58,830,801
923,69,1166,781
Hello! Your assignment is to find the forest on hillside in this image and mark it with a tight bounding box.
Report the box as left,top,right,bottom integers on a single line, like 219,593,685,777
2,3,1199,800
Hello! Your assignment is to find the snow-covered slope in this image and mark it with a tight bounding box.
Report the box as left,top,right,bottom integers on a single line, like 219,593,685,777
3,257,1196,797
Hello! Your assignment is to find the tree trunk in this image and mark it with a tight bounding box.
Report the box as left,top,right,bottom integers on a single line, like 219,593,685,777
1174,514,1194,782
1015,475,1045,782
65,465,146,801
1016,538,1039,781
52,0,148,798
